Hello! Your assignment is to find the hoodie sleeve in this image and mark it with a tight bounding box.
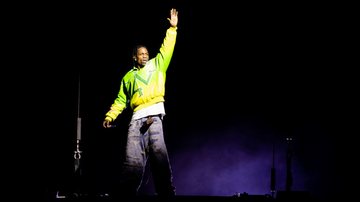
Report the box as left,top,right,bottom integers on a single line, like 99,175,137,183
104,78,128,121
154,27,177,72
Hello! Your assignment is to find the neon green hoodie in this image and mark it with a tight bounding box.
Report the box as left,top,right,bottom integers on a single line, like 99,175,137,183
105,27,177,121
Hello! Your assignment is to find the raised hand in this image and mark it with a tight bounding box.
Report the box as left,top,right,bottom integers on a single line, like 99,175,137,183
168,8,178,28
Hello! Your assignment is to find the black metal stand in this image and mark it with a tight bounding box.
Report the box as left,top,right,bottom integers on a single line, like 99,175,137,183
56,74,84,199
270,143,276,198
72,74,83,198
285,136,293,192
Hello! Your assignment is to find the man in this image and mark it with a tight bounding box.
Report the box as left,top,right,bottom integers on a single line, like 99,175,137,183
103,8,178,197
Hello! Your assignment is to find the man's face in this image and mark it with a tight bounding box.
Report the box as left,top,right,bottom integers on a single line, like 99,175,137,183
134,47,149,67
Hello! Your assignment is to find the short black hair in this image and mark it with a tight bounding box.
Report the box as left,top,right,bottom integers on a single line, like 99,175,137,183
132,45,148,57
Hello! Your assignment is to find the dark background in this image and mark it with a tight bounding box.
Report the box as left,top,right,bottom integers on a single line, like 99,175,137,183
9,1,354,201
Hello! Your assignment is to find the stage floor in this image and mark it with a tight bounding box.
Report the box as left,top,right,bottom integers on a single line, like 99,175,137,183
48,191,315,202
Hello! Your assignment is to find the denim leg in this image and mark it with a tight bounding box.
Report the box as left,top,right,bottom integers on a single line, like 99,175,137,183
119,118,147,196
148,116,176,196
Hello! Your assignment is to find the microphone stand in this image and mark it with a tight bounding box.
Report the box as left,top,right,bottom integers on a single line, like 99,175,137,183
72,74,83,198
270,143,276,198
285,136,293,192
56,74,84,199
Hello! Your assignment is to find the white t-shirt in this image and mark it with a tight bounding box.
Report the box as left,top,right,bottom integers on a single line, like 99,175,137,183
131,102,165,120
